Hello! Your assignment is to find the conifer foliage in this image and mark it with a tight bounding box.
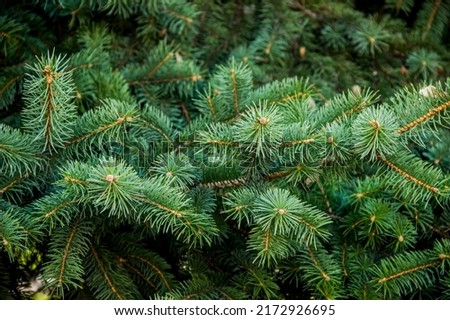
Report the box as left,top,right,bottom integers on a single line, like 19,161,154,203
1,0,450,300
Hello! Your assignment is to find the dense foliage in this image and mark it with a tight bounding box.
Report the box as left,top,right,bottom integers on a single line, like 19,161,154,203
1,0,450,300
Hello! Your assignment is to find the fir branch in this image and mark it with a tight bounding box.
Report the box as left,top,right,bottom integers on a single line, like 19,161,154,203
134,74,202,84
377,260,439,284
146,51,174,79
200,177,247,189
0,124,42,176
134,104,174,144
0,175,26,195
42,220,92,297
30,191,83,229
0,75,20,97
0,208,29,260
65,112,134,146
424,0,442,37
307,246,331,282
128,254,172,291
22,52,77,152
119,257,157,290
135,195,184,218
212,59,253,120
314,88,379,126
370,249,442,297
64,99,137,154
162,8,193,25
397,99,450,134
89,244,125,300
376,153,440,194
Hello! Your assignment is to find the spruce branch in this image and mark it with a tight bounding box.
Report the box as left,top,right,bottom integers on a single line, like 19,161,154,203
211,59,253,120
64,98,138,154
251,77,314,107
0,208,29,260
314,88,379,126
22,52,77,152
376,151,446,201
86,244,142,299
0,124,42,176
370,249,441,298
87,159,141,218
352,107,401,161
41,220,92,298
135,104,174,144
390,81,450,141
30,193,79,229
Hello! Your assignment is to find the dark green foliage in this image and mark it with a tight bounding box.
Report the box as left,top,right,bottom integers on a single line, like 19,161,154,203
1,0,450,300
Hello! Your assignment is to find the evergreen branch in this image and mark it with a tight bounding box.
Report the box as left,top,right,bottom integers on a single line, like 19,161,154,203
150,152,198,188
282,138,316,146
200,177,247,189
0,175,24,195
65,113,134,146
316,179,335,217
307,246,331,282
132,74,202,85
138,178,218,247
377,260,440,284
396,99,450,134
223,187,258,228
135,195,184,218
57,220,80,286
253,188,331,247
42,65,56,145
89,244,124,300
299,246,343,299
230,67,239,114
0,75,20,96
204,140,239,146
212,59,253,120
87,159,141,217
0,208,29,259
119,257,156,289
342,242,349,277
22,52,77,151
180,102,191,123
146,51,174,78
243,267,280,299
252,77,314,107
0,124,42,176
314,88,379,126
352,107,400,161
206,95,216,118
40,219,91,297
129,254,172,291
370,249,443,297
135,104,174,144
248,227,299,267
44,199,78,220
234,102,283,159
163,8,193,24
424,0,442,36
30,193,79,228
276,92,309,104
63,176,89,186
376,153,440,194
264,170,290,181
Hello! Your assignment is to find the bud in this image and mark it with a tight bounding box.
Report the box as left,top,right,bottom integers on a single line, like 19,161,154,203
352,85,362,96
258,117,269,125
419,85,438,98
105,174,118,183
299,46,306,58
400,65,408,76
